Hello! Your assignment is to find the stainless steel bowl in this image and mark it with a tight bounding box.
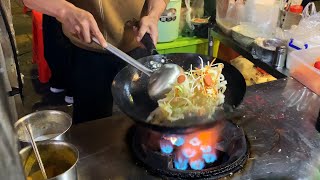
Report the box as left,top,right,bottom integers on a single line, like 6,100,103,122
19,141,78,180
14,110,72,145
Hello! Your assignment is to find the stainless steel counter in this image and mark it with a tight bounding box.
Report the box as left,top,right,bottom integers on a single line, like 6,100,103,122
67,78,320,179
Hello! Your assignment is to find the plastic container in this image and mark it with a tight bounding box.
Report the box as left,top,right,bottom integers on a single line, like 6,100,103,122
282,6,303,30
287,47,320,95
158,0,182,42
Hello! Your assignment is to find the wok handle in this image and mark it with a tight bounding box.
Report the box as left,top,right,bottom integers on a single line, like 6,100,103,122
141,33,159,55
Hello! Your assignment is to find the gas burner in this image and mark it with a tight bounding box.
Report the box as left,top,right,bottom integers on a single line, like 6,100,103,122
129,120,249,179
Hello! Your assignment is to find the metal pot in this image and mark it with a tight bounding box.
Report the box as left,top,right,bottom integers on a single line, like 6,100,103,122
19,141,79,180
14,110,72,147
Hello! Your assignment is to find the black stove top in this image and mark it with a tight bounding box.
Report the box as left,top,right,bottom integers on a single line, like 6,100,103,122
68,78,320,180
129,119,248,179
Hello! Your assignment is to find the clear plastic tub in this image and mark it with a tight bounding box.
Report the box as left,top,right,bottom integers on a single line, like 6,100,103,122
287,47,320,95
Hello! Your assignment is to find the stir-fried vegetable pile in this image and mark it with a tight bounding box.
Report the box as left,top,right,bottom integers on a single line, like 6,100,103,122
151,57,227,121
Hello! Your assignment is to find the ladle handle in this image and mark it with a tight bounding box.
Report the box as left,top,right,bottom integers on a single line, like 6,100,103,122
24,123,47,179
92,38,153,76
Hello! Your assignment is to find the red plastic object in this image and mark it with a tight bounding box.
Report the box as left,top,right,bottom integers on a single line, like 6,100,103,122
314,61,320,70
32,10,51,83
22,6,30,14
290,5,303,14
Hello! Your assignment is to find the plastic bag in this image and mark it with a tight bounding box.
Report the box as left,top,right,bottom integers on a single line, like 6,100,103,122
282,78,320,112
217,0,245,24
225,0,237,23
216,0,245,34
191,0,204,20
286,2,320,50
184,0,204,30
244,0,280,36
302,2,317,18
181,0,207,37
184,0,193,30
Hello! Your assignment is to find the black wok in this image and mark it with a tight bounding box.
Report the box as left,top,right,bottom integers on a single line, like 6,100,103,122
111,52,246,134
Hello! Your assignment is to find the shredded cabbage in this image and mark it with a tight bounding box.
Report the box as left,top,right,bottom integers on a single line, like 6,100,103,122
149,57,227,122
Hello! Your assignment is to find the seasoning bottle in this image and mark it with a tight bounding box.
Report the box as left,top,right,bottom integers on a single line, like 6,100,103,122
282,5,303,30
273,46,287,68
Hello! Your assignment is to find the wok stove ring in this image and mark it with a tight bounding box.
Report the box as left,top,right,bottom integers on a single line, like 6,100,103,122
129,120,249,179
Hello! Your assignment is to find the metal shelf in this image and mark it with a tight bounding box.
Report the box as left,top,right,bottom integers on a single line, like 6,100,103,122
208,24,289,79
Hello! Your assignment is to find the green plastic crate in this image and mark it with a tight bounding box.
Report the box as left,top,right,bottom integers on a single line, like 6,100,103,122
156,37,208,55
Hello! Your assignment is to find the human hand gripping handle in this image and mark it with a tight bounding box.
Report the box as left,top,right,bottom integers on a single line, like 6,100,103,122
57,4,107,48
135,0,167,44
136,15,159,48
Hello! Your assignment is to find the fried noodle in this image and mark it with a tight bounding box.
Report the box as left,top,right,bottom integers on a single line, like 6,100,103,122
149,57,227,122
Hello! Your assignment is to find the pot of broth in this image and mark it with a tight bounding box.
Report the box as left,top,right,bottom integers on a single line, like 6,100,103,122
19,141,78,180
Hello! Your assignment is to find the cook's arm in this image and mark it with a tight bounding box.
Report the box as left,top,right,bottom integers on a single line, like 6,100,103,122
22,0,107,47
137,0,169,45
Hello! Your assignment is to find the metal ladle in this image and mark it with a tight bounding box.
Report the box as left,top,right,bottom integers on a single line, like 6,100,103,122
92,36,184,100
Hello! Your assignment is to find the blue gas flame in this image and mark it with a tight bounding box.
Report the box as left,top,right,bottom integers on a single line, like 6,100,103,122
200,145,212,153
174,156,188,170
160,140,173,154
189,159,205,170
202,153,217,163
174,136,185,147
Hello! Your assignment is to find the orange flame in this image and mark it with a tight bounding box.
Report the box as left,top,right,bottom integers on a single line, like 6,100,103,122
161,124,223,170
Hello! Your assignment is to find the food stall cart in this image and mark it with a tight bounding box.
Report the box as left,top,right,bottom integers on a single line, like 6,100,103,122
64,1,320,179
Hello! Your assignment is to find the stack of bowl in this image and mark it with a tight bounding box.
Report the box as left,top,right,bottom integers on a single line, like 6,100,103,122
14,110,78,180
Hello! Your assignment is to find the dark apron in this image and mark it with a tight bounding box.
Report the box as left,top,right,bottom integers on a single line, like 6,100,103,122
71,45,149,123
